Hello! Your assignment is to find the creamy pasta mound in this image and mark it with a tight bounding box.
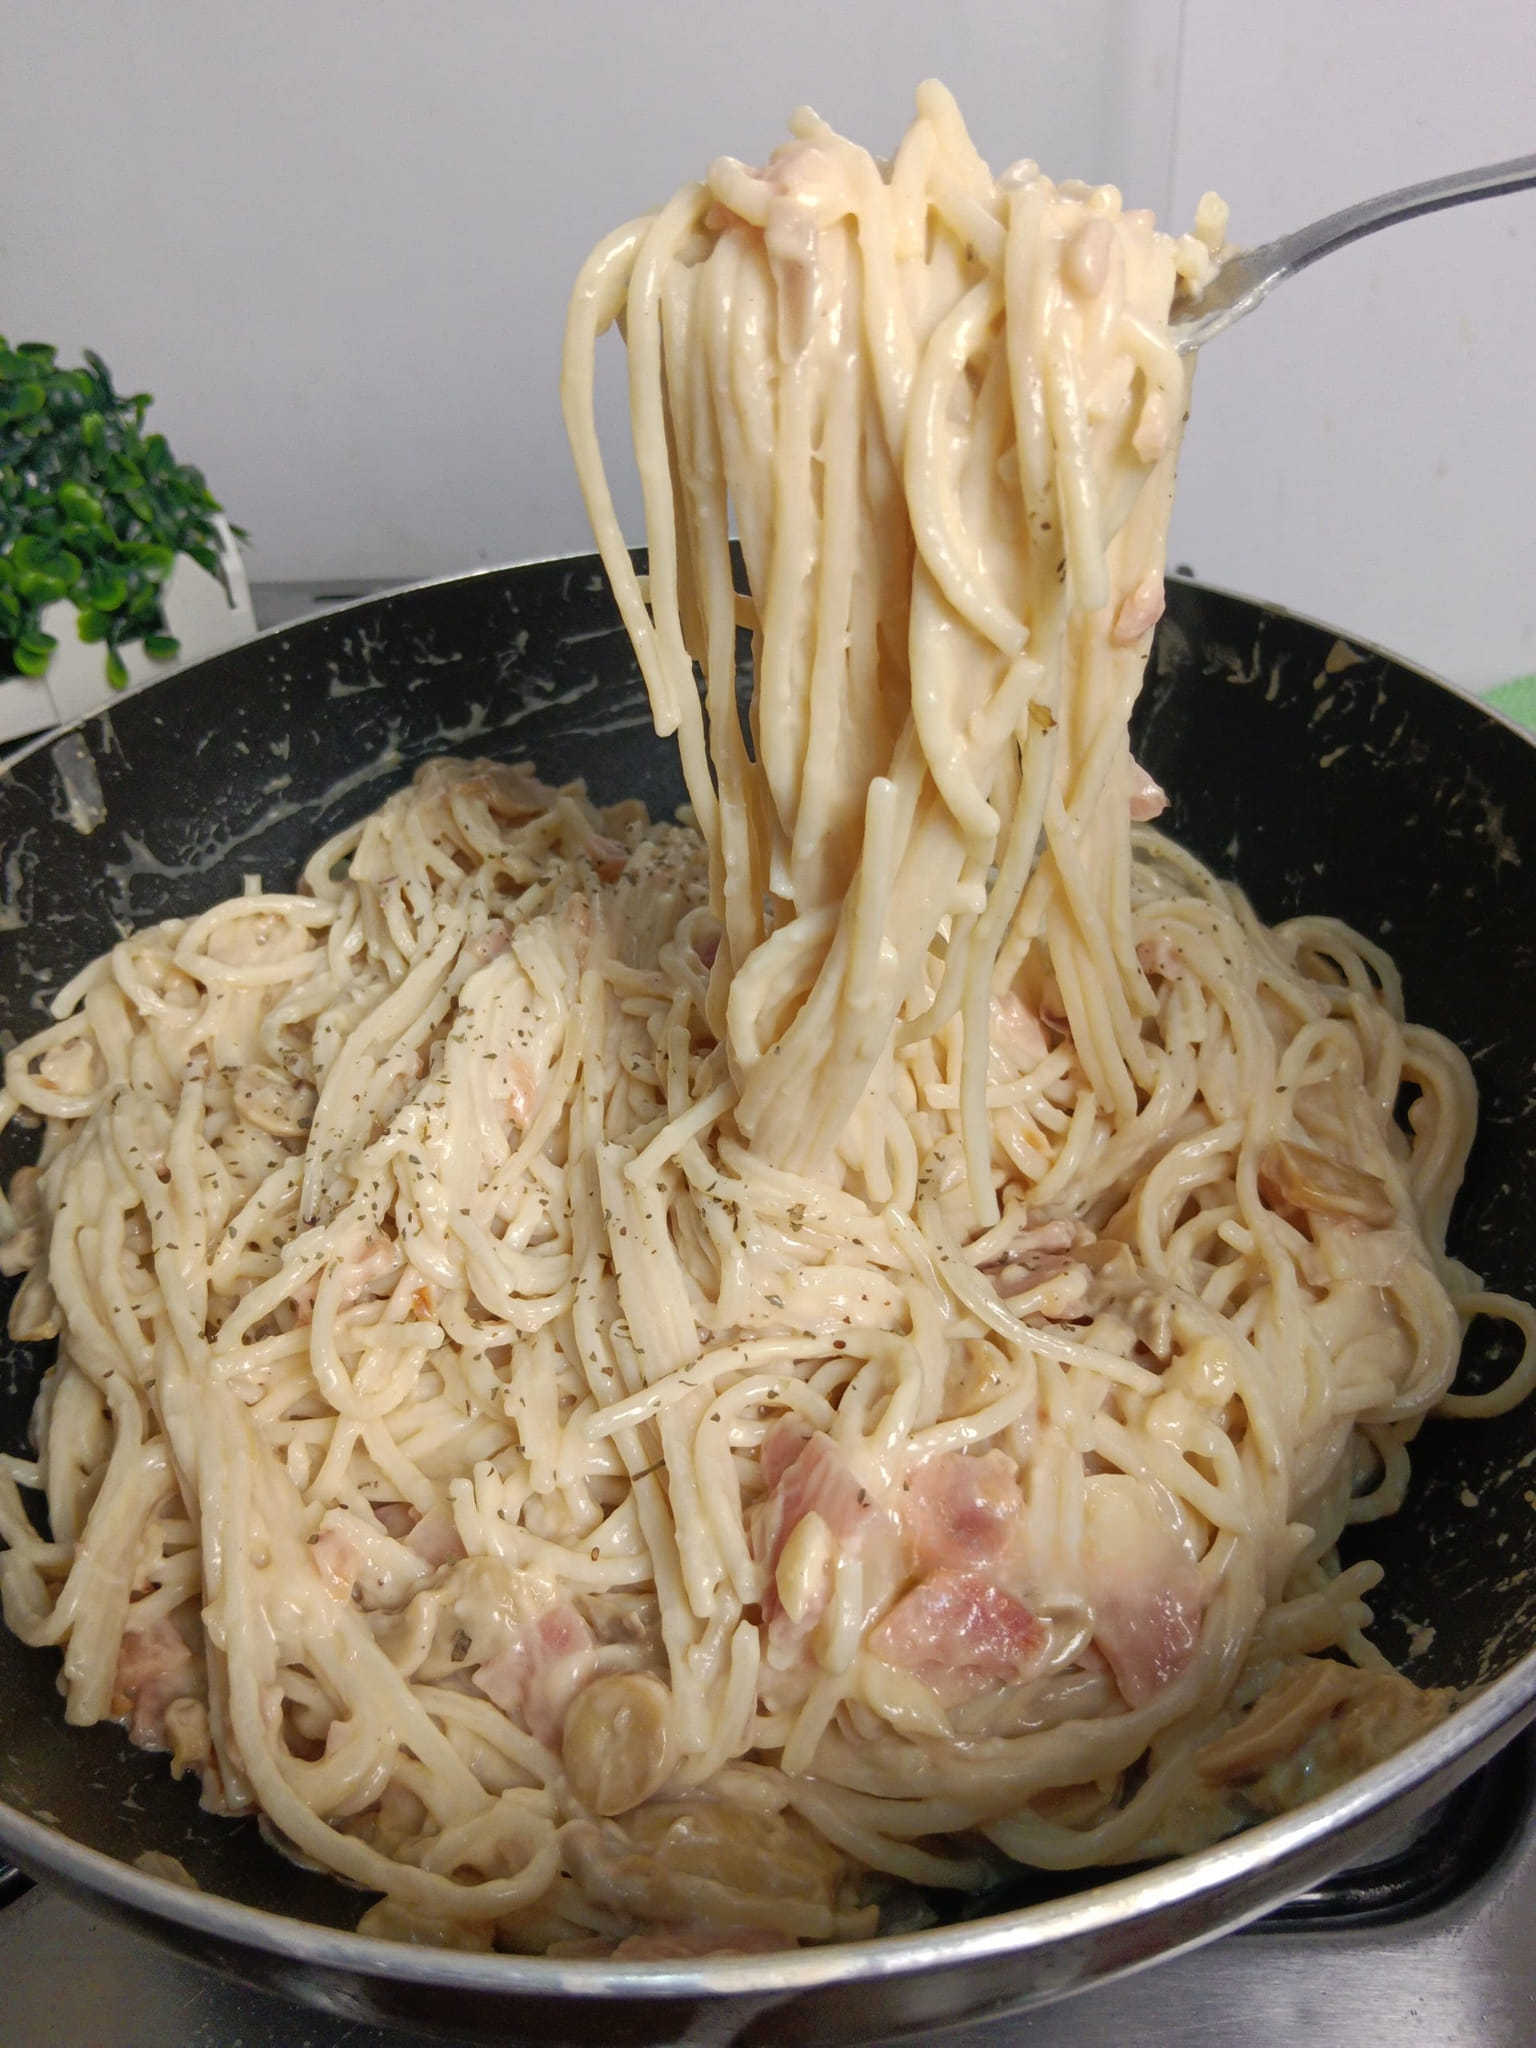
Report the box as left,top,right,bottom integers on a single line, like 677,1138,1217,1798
1,84,1532,1955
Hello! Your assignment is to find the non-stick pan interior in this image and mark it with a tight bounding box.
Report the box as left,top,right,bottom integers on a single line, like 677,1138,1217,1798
0,556,1532,1923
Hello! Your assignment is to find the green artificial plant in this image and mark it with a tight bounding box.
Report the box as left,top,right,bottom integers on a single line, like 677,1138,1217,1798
0,339,245,688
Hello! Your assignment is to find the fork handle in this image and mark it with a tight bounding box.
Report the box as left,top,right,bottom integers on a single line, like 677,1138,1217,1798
1273,152,1536,278
1175,151,1536,349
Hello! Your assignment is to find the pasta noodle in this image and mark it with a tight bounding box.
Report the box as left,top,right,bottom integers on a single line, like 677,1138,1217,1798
1,83,1530,1956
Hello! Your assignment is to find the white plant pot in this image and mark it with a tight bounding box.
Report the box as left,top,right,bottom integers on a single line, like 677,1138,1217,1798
0,516,254,745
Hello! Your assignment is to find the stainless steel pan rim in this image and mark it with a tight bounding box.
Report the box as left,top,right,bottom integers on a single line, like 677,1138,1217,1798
1,1642,1532,2000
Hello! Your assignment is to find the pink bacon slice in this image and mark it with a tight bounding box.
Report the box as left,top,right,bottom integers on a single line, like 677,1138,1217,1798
111,1618,201,1750
1082,1479,1205,1708
754,1424,884,1632
1126,758,1169,821
869,1568,1045,1707
901,1450,1023,1575
473,1604,598,1750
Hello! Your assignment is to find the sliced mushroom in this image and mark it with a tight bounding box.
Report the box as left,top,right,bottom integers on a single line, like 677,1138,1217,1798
583,831,630,883
0,1165,44,1276
5,1165,42,1229
1196,1660,1352,1785
33,1033,104,1098
233,1065,318,1140
1258,1140,1395,1229
775,1507,834,1626
561,1672,673,1816
1195,1656,1447,1801
8,1262,60,1342
164,1696,212,1780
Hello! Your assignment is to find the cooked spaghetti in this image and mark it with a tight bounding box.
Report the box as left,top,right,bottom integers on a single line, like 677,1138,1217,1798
2,85,1532,1955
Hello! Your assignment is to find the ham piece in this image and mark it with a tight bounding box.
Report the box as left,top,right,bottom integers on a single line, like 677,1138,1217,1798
473,1604,598,1749
869,1568,1045,1706
901,1450,1022,1574
1082,1476,1204,1708
111,1618,201,1749
754,1425,884,1633
1126,758,1169,821
405,1505,467,1567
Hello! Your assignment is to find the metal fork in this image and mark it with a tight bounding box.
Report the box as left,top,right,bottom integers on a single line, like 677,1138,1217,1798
1170,153,1536,351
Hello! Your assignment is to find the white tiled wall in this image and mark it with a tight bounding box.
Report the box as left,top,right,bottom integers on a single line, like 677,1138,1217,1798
3,1,1533,687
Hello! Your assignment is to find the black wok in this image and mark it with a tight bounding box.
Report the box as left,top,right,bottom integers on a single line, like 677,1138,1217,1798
0,556,1533,2043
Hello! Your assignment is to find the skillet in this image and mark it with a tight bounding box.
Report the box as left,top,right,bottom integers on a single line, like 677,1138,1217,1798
0,556,1532,2041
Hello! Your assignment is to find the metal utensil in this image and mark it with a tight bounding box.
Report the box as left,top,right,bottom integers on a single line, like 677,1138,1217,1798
1171,152,1536,349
